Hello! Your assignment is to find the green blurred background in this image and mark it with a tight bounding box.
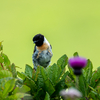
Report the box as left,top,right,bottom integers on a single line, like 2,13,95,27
0,0,100,71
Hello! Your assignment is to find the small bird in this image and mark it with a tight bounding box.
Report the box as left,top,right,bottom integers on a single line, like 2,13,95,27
32,34,53,70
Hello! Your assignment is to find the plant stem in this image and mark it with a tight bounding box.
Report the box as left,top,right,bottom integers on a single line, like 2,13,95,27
0,63,4,69
76,76,79,90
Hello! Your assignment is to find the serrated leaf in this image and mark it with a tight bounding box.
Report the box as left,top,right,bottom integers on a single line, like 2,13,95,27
84,59,93,83
47,63,58,85
7,93,24,100
44,92,50,100
0,70,12,79
17,71,26,80
3,79,15,97
11,63,17,78
1,53,10,66
25,64,33,78
33,88,45,100
37,67,44,89
78,75,86,96
68,64,75,79
90,66,100,87
13,85,30,94
91,91,100,99
33,66,40,81
41,67,55,95
0,77,13,92
17,71,37,93
57,54,68,69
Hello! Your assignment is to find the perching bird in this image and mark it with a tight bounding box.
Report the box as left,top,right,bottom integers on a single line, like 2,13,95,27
32,34,53,70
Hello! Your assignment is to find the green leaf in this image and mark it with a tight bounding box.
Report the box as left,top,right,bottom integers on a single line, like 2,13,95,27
57,54,68,69
91,91,100,99
17,71,37,93
73,52,79,57
1,53,10,66
25,64,33,78
11,63,17,78
46,63,59,85
17,71,26,80
0,77,13,92
57,54,68,79
84,59,93,83
0,70,12,79
78,75,86,96
33,88,45,100
33,66,40,81
41,67,55,95
3,79,15,97
44,92,50,100
6,93,24,100
13,85,30,94
90,66,100,87
0,91,3,99
37,68,44,89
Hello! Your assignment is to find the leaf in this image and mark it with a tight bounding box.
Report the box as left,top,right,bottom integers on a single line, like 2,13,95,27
44,92,50,100
33,88,45,100
17,71,37,93
25,64,33,78
46,63,59,85
17,71,26,80
57,54,68,79
41,67,55,95
0,77,13,92
0,91,3,99
84,59,93,83
0,70,12,79
57,54,68,69
13,85,30,94
73,52,79,57
90,66,100,87
35,66,44,89
22,94,33,100
67,64,75,80
6,93,24,100
78,75,86,96
1,53,10,66
91,91,100,99
11,63,17,78
33,66,40,81
3,79,15,97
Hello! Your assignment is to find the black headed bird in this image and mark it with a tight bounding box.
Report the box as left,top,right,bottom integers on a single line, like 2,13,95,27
32,34,53,70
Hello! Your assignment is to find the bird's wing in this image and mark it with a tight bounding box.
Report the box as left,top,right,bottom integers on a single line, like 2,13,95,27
34,45,36,53
50,44,52,49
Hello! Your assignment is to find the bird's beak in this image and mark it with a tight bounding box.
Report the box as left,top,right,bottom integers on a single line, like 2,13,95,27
34,41,37,43
34,40,39,44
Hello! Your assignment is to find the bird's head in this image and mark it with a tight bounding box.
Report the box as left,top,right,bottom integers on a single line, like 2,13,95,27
33,34,44,46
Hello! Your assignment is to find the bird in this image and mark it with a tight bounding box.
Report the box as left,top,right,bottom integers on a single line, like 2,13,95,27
32,34,53,70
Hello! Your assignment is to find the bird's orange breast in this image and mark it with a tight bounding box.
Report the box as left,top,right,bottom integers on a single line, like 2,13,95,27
36,43,49,51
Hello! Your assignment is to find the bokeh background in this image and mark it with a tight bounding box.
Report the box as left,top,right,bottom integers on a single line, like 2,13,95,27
0,0,100,71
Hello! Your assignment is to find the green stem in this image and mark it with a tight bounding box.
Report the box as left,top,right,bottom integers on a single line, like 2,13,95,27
76,76,79,90
0,63,4,69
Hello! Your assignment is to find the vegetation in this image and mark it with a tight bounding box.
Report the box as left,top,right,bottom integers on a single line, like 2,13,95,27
0,42,100,100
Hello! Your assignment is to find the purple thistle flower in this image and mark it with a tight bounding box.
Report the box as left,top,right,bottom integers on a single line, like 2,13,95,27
69,57,87,69
68,57,87,75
